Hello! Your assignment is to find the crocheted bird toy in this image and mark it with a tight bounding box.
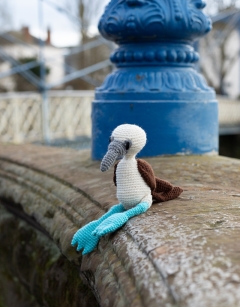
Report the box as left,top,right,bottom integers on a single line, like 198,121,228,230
71,124,183,255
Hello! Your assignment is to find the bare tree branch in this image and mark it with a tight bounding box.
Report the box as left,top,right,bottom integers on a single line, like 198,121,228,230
199,63,216,88
205,0,240,15
222,50,240,78
0,0,11,31
65,0,108,39
201,0,240,94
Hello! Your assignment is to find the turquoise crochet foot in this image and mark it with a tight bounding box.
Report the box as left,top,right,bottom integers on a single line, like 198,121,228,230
71,204,125,255
92,212,128,237
71,220,101,255
92,202,149,237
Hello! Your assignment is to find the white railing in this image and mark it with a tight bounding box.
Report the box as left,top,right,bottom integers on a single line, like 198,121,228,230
0,92,240,144
218,96,240,126
0,91,93,143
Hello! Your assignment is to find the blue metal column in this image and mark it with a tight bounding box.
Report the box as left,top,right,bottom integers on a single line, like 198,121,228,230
92,0,218,159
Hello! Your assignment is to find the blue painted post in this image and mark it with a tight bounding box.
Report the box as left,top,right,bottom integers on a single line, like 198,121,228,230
92,0,218,159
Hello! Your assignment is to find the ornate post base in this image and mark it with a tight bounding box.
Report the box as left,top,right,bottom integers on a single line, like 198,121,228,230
92,0,218,159
92,99,218,159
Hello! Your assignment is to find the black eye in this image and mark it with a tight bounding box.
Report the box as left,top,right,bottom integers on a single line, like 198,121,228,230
125,141,131,150
109,137,111,144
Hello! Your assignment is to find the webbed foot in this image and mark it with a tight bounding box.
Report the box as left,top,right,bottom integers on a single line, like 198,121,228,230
71,220,100,255
92,202,149,237
92,212,129,237
71,204,125,254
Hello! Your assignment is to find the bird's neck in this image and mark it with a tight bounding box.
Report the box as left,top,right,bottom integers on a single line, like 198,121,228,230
123,154,136,161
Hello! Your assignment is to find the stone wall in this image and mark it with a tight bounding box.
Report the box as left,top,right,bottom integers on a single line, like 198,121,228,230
0,144,240,306
0,203,98,307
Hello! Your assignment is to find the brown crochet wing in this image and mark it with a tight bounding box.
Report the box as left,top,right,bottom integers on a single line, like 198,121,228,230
114,158,183,202
137,159,156,191
152,177,183,202
113,161,119,186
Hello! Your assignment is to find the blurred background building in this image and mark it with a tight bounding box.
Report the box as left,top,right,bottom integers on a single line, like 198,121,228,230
1,0,240,157
0,26,64,92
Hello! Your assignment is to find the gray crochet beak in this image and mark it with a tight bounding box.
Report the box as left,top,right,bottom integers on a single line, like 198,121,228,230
100,140,127,172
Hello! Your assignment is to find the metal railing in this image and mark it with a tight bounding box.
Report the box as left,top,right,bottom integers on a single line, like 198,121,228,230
218,96,240,135
0,90,93,143
0,91,240,145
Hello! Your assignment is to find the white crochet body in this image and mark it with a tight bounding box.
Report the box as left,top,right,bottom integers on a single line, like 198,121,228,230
116,157,152,210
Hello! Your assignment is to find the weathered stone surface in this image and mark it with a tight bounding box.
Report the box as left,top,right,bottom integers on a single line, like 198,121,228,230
0,203,98,307
0,143,240,306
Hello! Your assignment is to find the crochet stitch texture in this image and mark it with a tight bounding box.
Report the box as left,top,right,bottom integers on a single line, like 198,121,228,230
72,124,183,254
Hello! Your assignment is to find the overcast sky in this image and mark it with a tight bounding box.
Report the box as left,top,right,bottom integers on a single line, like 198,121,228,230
7,0,107,47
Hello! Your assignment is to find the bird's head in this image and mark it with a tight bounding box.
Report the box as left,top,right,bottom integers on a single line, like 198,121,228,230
100,124,146,172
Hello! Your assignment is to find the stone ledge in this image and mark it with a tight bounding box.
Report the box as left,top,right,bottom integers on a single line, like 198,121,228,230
0,144,240,307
